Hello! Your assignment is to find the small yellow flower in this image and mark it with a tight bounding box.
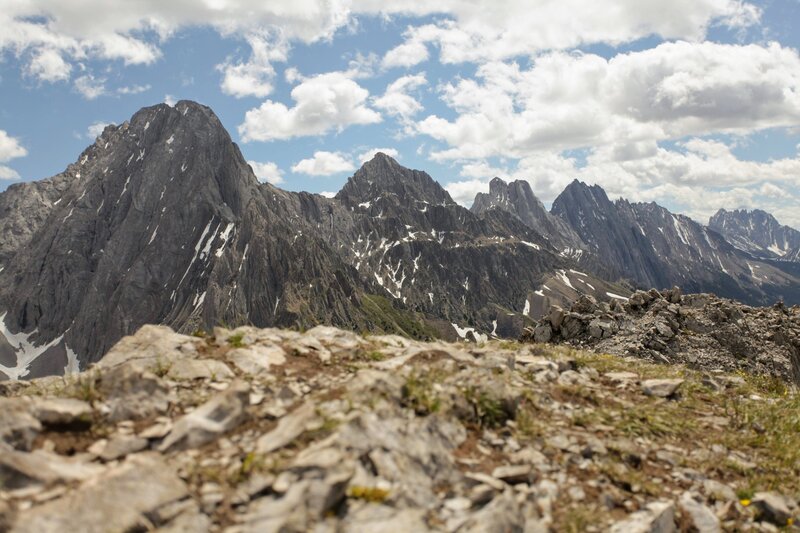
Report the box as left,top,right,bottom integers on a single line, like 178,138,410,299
740,499,751,507
788,518,794,526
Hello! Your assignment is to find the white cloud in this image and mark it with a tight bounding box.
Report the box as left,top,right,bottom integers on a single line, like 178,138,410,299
0,130,27,181
164,94,177,106
318,191,336,198
26,48,71,82
357,147,399,164
248,160,285,184
291,151,355,176
0,166,20,181
445,136,800,228
239,71,381,142
382,36,429,69
418,41,800,160
369,0,760,64
86,121,111,139
373,73,427,118
117,84,150,95
0,131,28,162
218,32,288,98
74,74,106,100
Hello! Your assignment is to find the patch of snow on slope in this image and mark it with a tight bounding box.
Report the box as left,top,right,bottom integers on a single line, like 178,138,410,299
523,299,530,316
521,241,540,250
0,313,65,380
606,292,629,301
451,323,488,343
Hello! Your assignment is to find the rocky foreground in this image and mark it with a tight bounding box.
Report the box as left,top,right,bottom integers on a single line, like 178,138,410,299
1,324,799,532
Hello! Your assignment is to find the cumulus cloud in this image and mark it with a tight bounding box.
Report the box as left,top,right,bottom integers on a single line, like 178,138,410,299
74,74,107,100
382,36,429,69
418,41,800,160
26,48,71,82
117,84,150,95
86,121,111,139
0,130,27,181
238,72,381,142
218,32,288,98
357,147,399,164
373,73,427,118
445,136,800,227
248,160,285,184
372,0,759,64
291,151,355,176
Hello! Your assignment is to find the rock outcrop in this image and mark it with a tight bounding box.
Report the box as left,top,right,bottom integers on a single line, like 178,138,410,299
0,324,797,531
523,288,800,384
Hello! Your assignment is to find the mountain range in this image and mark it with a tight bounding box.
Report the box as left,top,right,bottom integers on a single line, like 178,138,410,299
1,101,798,379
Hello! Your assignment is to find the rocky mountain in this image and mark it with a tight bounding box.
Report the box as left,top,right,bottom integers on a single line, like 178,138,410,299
0,101,624,380
1,322,798,531
470,177,584,252
548,180,800,306
709,208,800,262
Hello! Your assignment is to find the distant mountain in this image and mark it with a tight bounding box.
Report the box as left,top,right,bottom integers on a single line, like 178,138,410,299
548,180,800,304
0,102,623,379
470,177,585,252
709,208,800,262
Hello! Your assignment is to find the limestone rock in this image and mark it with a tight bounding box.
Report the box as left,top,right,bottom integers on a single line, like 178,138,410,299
159,380,250,452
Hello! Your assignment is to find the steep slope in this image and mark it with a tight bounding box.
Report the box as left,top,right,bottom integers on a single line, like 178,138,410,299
0,101,370,378
331,154,626,340
0,108,626,380
552,180,800,305
471,177,585,251
709,208,800,262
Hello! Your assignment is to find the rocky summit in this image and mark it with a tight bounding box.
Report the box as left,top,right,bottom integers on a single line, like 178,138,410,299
0,324,799,532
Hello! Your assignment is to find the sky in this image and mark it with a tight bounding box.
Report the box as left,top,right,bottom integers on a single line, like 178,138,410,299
1,1,800,228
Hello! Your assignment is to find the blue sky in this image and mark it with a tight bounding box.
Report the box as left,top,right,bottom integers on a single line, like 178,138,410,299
1,0,800,227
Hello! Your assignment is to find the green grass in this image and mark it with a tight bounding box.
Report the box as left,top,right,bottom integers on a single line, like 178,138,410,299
401,372,442,415
227,332,246,348
360,294,439,340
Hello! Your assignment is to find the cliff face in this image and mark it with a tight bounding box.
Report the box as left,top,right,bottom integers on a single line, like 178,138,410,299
709,208,800,261
0,103,622,379
550,180,800,304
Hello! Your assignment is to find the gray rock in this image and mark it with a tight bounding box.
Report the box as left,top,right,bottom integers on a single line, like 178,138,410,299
256,401,318,454
679,492,720,533
341,505,429,533
32,398,93,427
98,365,171,422
0,443,104,491
166,358,234,381
10,454,188,533
609,500,676,533
455,489,522,532
159,380,250,452
0,398,41,450
641,379,684,398
548,306,566,330
491,464,532,485
752,492,793,526
228,345,286,376
99,435,149,461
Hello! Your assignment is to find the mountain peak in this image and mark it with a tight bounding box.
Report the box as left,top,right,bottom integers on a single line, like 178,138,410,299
336,154,453,207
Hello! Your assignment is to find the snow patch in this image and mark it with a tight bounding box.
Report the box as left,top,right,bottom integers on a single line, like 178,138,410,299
606,292,629,301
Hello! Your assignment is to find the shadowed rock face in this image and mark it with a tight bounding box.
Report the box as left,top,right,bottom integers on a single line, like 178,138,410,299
709,208,800,262
0,103,622,379
550,180,800,305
